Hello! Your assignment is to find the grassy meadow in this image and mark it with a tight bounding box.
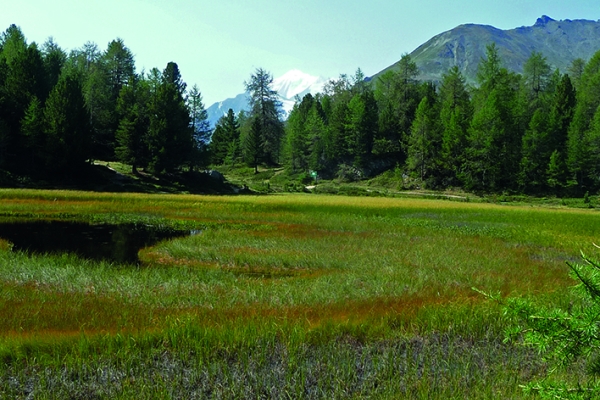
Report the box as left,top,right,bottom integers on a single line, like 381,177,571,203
0,189,599,398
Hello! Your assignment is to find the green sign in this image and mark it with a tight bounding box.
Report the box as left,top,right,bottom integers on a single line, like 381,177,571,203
310,171,317,178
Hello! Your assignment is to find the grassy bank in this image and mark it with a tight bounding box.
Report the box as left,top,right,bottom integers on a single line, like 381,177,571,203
0,189,598,398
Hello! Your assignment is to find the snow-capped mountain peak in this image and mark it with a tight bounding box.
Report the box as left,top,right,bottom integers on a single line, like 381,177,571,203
272,69,328,100
206,70,330,127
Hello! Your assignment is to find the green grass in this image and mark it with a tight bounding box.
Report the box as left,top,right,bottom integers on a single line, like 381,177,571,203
0,189,598,398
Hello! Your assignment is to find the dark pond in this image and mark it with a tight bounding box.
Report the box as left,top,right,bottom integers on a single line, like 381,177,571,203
0,220,190,264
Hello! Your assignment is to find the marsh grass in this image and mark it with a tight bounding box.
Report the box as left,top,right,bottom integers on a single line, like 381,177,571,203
0,189,598,397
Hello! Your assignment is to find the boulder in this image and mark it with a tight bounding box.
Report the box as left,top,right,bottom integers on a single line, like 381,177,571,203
208,170,225,183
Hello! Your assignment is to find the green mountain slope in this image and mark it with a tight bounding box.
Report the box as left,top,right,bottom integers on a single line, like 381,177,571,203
373,15,600,84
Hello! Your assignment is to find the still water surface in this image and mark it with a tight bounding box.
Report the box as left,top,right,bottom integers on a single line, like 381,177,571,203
0,220,189,264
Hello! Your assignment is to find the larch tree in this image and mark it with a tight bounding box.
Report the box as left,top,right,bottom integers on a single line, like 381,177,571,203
245,68,284,165
545,74,576,192
464,44,522,191
40,38,66,102
439,66,472,185
568,49,600,191
523,51,552,104
100,38,135,159
115,73,150,173
407,95,441,184
347,89,377,169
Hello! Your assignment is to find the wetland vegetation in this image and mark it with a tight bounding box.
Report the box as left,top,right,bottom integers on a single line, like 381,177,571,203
0,189,598,398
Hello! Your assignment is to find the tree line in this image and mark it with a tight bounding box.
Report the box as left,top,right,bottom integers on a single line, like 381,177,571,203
278,43,597,196
214,44,600,196
4,23,600,196
0,24,211,177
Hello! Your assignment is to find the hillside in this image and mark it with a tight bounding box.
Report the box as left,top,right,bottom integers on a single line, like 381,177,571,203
373,16,600,83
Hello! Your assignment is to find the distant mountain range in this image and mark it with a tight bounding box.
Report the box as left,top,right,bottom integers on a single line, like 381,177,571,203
206,70,329,127
373,15,600,84
207,16,600,127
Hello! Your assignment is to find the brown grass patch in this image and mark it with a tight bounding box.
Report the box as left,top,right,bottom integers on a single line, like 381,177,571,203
0,282,169,338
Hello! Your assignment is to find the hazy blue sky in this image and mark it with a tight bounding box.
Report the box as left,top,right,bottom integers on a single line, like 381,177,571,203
2,0,599,104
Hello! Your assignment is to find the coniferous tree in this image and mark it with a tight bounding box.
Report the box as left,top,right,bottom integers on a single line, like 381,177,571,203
245,68,284,165
519,109,549,192
115,74,150,173
188,84,211,170
222,110,242,167
3,41,45,170
305,101,328,173
373,55,420,162
347,89,377,169
245,116,262,173
20,96,45,172
147,62,192,173
43,72,91,172
583,106,600,189
69,42,111,161
547,149,568,193
0,25,28,65
0,57,8,166
284,94,313,172
543,74,576,192
463,44,522,191
407,96,441,184
568,58,586,91
322,75,353,165
99,38,135,159
523,51,552,105
439,66,472,185
568,50,600,191
40,38,66,101
211,108,240,165
373,71,402,157
548,74,576,152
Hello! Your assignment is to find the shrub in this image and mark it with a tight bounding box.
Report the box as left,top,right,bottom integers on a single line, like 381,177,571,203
477,248,600,398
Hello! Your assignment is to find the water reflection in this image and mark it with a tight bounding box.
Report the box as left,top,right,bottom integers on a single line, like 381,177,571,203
0,220,189,264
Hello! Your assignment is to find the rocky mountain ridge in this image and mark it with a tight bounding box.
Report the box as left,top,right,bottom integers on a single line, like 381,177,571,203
374,16,600,84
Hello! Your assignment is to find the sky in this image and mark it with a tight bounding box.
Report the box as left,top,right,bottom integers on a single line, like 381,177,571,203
1,0,599,105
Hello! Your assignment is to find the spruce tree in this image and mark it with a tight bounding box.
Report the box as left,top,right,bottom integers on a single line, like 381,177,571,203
244,116,262,173
43,72,91,173
211,108,240,165
146,63,192,173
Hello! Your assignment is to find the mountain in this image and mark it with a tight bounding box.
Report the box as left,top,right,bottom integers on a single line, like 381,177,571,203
206,70,329,127
206,93,248,128
373,16,600,84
